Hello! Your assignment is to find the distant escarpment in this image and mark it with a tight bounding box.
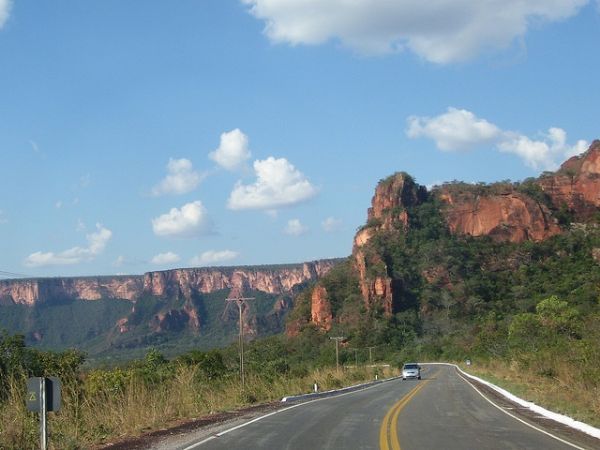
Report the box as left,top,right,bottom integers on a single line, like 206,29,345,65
299,141,600,332
0,260,339,351
0,260,337,307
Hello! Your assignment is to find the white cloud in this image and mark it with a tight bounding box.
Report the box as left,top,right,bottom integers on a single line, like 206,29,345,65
0,0,11,29
321,216,342,233
152,200,213,238
151,251,181,265
24,223,112,267
242,0,588,63
209,129,251,171
190,250,239,266
284,219,309,236
407,108,588,171
498,127,589,171
113,255,126,267
152,158,204,196
407,108,501,151
228,157,318,210
0,210,7,224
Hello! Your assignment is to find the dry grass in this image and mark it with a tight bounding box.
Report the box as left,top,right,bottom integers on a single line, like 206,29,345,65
0,365,396,449
461,359,600,428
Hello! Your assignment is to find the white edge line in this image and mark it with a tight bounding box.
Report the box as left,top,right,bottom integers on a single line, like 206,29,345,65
452,363,600,439
182,376,400,449
426,363,598,449
281,376,401,402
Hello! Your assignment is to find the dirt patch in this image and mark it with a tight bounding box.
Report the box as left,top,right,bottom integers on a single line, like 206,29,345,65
93,401,283,450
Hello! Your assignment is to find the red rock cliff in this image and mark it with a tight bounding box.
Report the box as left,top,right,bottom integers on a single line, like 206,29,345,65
0,260,337,307
0,276,142,306
310,285,333,331
142,261,336,302
439,189,561,243
538,140,600,220
352,173,424,315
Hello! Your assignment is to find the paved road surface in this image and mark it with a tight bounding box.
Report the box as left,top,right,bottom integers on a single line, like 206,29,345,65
160,364,594,450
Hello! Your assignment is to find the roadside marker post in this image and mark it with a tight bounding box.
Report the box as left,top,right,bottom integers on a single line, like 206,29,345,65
26,377,61,450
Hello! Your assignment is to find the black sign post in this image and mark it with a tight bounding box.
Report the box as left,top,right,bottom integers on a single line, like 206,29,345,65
26,377,61,450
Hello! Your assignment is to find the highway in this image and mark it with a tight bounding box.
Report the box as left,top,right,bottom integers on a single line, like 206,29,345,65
158,364,594,450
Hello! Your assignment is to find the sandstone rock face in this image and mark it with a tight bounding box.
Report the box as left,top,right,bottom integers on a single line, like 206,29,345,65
538,140,600,220
0,260,337,307
142,260,337,302
1,261,337,339
367,172,427,233
353,249,395,314
0,276,142,306
351,173,426,316
439,190,561,243
310,285,332,331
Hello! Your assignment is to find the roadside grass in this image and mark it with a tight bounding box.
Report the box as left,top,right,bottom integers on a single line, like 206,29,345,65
0,365,396,449
460,359,600,428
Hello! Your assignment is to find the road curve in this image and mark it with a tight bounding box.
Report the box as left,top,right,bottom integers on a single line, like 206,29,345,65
159,365,595,450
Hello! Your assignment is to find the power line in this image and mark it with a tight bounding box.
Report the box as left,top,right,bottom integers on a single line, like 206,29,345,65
0,270,29,279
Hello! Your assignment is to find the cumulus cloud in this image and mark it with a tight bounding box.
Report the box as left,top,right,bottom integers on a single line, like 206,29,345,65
407,108,501,151
242,0,587,63
24,223,112,267
228,157,318,210
190,250,239,266
151,251,181,265
209,129,251,171
284,219,309,236
407,108,588,171
152,158,204,196
152,200,213,238
0,0,11,29
321,216,342,233
498,128,589,171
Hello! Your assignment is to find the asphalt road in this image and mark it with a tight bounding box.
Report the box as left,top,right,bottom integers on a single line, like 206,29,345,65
161,365,593,450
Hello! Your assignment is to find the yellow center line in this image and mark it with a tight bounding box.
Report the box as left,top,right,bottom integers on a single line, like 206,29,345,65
379,371,438,450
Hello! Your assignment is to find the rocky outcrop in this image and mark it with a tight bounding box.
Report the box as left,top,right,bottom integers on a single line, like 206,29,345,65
348,158,585,318
0,276,142,306
538,140,600,220
351,173,426,315
438,189,561,243
310,285,332,331
0,260,337,307
366,172,426,235
353,248,395,314
142,261,334,302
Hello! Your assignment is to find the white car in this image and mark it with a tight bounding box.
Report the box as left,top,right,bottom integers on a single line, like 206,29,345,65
402,363,421,380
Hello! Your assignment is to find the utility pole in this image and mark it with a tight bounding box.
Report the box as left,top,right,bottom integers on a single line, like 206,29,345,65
329,336,345,373
226,296,255,388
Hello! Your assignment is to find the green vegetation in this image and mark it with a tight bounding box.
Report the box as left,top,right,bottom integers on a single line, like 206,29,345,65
0,299,132,350
0,332,396,449
289,192,600,425
2,174,600,445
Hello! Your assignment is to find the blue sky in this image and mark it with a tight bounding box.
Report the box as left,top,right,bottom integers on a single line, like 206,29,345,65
1,0,599,278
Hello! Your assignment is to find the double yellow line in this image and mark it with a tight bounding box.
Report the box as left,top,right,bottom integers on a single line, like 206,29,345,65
379,380,429,450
